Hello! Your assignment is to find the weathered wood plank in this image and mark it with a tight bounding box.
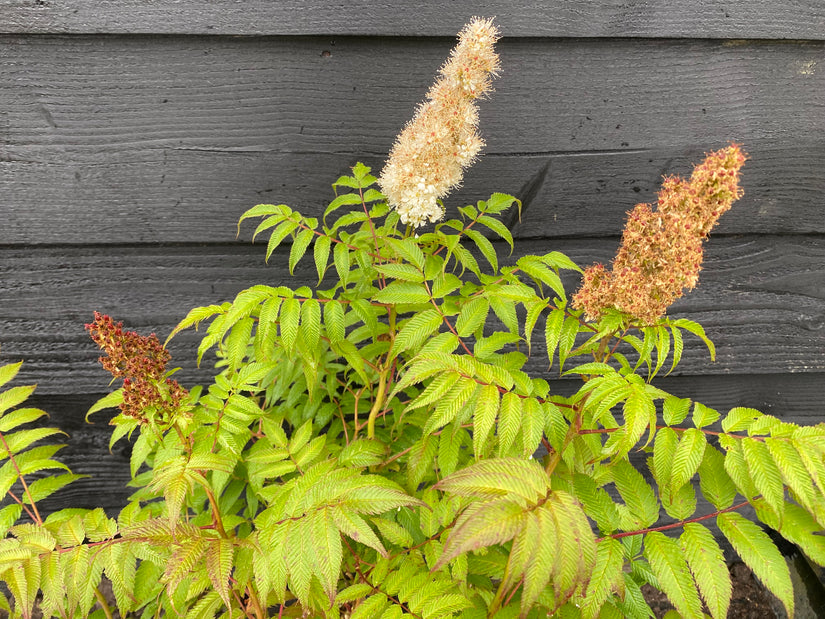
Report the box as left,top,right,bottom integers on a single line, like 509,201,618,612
2,144,824,244
1,235,824,393
2,0,824,39
2,35,823,244
4,36,820,155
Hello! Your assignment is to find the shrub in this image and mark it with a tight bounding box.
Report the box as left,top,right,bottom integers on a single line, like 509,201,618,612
0,16,823,619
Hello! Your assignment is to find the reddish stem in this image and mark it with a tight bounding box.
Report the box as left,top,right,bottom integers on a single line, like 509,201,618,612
599,499,752,541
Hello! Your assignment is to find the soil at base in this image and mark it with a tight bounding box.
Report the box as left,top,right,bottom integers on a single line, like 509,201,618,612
0,562,790,618
642,562,780,618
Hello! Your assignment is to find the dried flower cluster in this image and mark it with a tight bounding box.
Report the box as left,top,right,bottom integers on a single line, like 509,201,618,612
86,311,188,422
378,17,500,227
573,145,747,324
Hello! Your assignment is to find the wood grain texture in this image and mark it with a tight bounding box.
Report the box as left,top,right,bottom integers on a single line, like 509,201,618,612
2,0,824,39
2,145,824,245
2,35,823,244
1,235,824,394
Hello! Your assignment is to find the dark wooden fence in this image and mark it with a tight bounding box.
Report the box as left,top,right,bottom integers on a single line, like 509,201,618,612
1,2,824,514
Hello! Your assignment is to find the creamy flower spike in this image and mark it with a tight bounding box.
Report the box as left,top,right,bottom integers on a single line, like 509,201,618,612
378,17,500,227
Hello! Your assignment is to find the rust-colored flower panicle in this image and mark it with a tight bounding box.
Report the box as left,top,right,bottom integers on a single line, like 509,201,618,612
86,311,188,422
573,145,747,325
378,17,500,227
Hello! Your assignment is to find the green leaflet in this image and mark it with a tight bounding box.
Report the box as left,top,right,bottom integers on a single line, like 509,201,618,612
680,523,731,619
741,437,784,516
540,251,582,273
300,297,321,351
436,498,526,568
165,303,229,345
437,427,463,477
541,492,596,601
477,214,514,251
464,227,499,272
611,459,659,529
482,193,521,216
330,506,387,556
517,256,566,301
0,385,36,417
238,202,289,235
0,362,23,390
557,315,581,372
324,298,346,344
755,500,825,566
520,396,544,457
406,371,462,412
289,227,316,274
652,427,678,490
671,318,716,361
284,518,314,604
314,232,332,283
644,532,703,619
392,309,443,359
309,508,343,601
490,294,519,336
697,446,737,510
543,308,566,370
663,395,691,426
765,437,816,511
572,474,621,534
474,331,521,360
717,512,794,617
605,386,655,458
455,297,490,338
793,428,825,496
375,262,425,283
670,428,707,494
522,298,547,354
692,402,720,429
386,237,426,271
423,377,478,436
496,392,522,457
204,537,234,606
652,325,670,378
472,384,500,456
334,240,350,285
279,297,301,353
436,457,549,505
374,282,431,305
339,438,386,468
581,537,625,619
722,407,763,433
266,219,300,262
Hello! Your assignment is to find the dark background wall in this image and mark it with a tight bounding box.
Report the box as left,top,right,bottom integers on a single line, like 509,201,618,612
1,1,824,513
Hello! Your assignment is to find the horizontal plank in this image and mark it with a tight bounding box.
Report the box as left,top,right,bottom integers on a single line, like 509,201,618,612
3,1,825,39
1,236,824,394
2,144,823,244
2,35,823,244
4,36,821,155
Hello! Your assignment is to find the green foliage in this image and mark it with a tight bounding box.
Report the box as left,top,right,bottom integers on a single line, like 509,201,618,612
1,161,821,618
0,113,823,619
